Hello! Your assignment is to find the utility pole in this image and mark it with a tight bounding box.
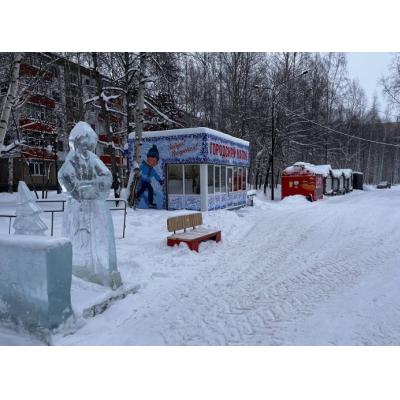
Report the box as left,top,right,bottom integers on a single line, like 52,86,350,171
325,138,328,164
271,91,276,200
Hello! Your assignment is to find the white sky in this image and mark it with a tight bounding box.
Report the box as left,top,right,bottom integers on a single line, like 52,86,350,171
346,52,393,111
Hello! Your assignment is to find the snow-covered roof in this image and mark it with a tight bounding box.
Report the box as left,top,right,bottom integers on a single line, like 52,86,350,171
332,169,353,178
341,169,353,178
284,162,352,178
284,162,331,176
140,127,249,147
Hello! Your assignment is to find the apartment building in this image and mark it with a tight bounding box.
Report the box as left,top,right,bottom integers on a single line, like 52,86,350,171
0,53,125,192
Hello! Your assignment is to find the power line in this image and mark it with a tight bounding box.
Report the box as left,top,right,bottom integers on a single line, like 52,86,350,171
279,103,400,148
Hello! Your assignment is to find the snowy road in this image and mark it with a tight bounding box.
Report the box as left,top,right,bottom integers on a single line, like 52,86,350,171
2,187,400,345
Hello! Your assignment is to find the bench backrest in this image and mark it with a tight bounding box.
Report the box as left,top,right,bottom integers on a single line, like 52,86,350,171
167,212,203,233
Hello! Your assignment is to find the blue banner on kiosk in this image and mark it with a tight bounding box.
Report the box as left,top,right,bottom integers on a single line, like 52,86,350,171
127,128,250,210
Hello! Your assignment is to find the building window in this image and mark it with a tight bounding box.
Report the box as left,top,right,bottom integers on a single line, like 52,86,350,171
184,165,200,195
52,91,60,101
208,164,214,194
221,166,227,192
68,97,79,110
167,164,183,195
0,82,8,95
29,161,45,176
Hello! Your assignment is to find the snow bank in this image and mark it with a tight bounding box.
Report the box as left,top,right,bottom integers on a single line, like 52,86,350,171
280,194,309,204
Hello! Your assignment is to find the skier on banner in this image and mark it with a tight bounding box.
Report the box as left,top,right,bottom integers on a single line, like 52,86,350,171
135,144,164,208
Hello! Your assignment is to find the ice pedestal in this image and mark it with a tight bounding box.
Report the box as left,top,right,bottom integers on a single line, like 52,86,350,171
0,234,73,332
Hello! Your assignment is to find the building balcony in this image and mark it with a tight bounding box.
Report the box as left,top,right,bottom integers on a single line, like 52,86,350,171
100,155,124,166
19,63,53,81
19,118,55,133
27,94,56,109
21,147,56,161
98,113,123,124
98,134,123,145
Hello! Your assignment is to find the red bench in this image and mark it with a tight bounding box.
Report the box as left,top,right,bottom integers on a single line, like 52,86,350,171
167,212,221,252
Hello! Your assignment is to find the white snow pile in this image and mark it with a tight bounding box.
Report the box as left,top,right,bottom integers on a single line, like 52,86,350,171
284,162,352,178
2,187,400,345
283,162,332,176
280,194,310,204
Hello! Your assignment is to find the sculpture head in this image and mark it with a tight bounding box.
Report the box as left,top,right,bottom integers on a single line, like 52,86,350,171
69,122,98,158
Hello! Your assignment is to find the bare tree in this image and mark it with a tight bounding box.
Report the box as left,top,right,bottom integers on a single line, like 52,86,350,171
0,53,22,151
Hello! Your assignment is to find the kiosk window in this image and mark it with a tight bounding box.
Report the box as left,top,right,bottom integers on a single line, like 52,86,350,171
233,167,239,191
227,168,233,192
208,165,214,194
221,166,226,192
167,164,183,194
214,166,221,193
242,168,247,190
184,165,200,195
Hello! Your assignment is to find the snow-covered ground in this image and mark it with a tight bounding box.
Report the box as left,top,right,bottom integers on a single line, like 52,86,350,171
1,186,400,345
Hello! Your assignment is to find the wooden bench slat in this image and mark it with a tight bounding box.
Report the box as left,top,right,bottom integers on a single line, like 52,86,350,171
167,212,203,232
168,228,219,241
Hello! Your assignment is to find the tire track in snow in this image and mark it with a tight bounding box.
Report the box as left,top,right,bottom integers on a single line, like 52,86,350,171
160,194,400,345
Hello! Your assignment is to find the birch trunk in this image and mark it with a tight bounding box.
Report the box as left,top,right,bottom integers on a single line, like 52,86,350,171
0,53,22,151
134,52,146,164
126,52,146,206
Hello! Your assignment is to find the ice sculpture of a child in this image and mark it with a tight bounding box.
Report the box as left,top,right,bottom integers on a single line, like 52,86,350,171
58,122,122,289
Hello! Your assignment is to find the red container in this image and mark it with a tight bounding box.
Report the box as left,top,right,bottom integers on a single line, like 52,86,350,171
281,171,324,201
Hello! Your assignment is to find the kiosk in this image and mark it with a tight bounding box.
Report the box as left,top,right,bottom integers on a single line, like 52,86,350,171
127,127,250,211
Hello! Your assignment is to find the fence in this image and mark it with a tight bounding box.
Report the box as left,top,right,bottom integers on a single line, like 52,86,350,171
0,198,127,238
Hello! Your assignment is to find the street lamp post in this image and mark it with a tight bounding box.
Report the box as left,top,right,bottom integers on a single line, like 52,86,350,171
40,131,46,199
53,134,60,194
271,89,276,200
254,70,308,200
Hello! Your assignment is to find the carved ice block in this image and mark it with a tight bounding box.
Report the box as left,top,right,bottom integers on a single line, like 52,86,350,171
0,234,73,331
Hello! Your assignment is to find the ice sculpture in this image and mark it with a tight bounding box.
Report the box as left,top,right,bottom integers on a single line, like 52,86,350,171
13,181,47,236
58,122,122,289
